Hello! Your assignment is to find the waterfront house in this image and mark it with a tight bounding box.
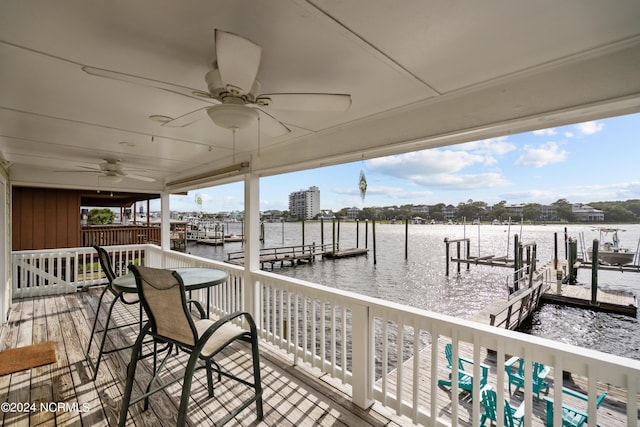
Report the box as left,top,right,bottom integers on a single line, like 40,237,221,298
572,204,606,222
443,205,458,222
1,2,640,426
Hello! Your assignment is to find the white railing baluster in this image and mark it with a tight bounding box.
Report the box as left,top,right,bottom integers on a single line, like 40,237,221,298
396,320,404,415
10,245,640,426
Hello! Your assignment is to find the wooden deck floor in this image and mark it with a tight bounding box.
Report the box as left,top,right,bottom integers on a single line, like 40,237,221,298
0,289,413,427
0,288,636,426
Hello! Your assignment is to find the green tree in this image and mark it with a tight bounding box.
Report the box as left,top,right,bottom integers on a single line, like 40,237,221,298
87,208,115,225
491,201,508,221
552,199,575,222
429,203,444,221
456,201,482,221
522,203,542,222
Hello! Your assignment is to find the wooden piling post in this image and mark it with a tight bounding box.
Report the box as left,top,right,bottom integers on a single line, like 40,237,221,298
332,217,336,255
466,238,471,271
553,232,558,270
356,219,359,248
320,217,324,246
591,239,599,305
302,219,305,248
337,218,341,251
372,219,377,265
456,241,461,274
445,237,450,276
568,238,578,285
365,219,369,248
513,234,520,291
405,218,409,260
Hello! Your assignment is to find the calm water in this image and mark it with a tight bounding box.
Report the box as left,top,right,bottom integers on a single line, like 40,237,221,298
187,221,640,360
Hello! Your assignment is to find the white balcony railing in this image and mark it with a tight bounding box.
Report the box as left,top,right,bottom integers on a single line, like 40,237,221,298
11,245,640,426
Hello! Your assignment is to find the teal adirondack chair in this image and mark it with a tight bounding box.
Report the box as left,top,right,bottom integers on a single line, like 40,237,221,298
438,343,489,397
479,385,524,427
543,387,607,427
505,356,551,399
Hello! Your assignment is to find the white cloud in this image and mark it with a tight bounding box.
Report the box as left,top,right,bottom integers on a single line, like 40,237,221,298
413,173,510,189
455,137,516,156
574,120,604,135
368,149,487,177
515,142,568,168
500,189,557,203
532,128,557,136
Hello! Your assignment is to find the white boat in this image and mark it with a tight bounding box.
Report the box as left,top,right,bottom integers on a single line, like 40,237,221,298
591,227,635,265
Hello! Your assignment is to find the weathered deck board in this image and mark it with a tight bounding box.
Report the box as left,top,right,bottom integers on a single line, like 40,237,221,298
0,289,414,427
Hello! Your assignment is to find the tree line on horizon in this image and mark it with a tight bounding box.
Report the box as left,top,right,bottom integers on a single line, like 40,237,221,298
330,198,640,223
164,199,640,224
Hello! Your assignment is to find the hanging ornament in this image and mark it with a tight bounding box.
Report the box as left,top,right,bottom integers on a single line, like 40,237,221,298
359,169,367,202
195,192,203,210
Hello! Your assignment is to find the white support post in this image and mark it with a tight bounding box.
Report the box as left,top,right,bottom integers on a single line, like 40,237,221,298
160,191,171,268
350,302,374,409
244,172,261,325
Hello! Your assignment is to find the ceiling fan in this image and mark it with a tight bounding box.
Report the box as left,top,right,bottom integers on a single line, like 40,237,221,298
57,159,155,183
82,29,352,137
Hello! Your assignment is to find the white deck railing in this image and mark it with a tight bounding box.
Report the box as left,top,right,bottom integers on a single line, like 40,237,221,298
11,245,640,426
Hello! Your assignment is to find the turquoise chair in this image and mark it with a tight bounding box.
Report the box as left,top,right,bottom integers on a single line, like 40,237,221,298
479,385,524,427
543,387,607,427
438,343,489,398
505,356,551,399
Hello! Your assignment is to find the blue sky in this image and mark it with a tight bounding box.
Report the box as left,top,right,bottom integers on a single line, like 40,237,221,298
156,112,640,213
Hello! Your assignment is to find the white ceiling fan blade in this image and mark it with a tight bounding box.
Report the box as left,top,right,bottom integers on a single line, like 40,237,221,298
124,174,156,182
82,66,214,103
258,93,352,111
256,108,290,137
161,107,209,127
215,29,262,95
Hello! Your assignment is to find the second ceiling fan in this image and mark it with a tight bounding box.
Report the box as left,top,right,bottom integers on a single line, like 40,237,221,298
83,29,352,137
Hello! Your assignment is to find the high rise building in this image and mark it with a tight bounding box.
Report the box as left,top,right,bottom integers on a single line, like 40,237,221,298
289,186,320,219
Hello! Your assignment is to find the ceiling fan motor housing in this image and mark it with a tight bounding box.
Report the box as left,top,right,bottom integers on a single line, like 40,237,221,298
205,68,260,104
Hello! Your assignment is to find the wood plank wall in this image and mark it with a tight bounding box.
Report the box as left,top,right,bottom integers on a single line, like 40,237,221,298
12,187,81,250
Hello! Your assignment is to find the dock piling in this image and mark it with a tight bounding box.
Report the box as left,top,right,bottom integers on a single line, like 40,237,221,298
405,218,408,260
591,239,598,305
365,219,369,248
332,218,336,255
445,237,450,276
372,219,377,265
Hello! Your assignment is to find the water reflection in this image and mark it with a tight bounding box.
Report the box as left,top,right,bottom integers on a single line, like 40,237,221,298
188,221,640,360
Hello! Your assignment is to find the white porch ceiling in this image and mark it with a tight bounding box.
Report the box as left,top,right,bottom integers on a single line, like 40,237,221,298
1,0,639,194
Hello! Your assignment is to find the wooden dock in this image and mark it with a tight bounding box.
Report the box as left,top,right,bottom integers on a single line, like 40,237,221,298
196,237,224,245
226,244,368,269
459,255,515,268
323,247,369,259
227,244,326,268
472,267,550,329
542,284,637,316
577,260,640,273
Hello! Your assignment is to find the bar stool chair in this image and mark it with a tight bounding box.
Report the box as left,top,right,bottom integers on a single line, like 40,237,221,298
85,245,141,380
118,265,263,427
